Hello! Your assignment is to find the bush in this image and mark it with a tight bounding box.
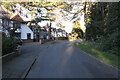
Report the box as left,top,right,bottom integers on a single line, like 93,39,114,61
2,37,17,56
103,32,119,55
95,31,119,56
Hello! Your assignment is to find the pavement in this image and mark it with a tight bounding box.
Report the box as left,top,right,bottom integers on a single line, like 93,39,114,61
2,41,51,78
2,40,119,78
26,41,119,78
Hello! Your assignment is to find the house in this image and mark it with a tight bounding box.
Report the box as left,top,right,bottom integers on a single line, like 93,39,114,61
12,14,34,42
0,5,33,42
1,4,68,43
0,5,13,37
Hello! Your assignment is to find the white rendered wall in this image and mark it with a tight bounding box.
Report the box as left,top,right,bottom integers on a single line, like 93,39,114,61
21,24,33,39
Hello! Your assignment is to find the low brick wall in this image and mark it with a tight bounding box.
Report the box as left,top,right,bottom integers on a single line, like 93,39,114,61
1,52,18,63
43,39,50,43
1,45,21,63
22,39,33,43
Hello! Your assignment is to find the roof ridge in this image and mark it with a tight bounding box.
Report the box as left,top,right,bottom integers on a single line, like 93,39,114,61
11,13,26,22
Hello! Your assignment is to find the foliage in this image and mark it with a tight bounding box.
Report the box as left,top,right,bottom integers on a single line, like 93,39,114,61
98,30,120,55
0,2,15,12
2,37,17,56
72,21,84,39
85,2,120,55
2,19,21,38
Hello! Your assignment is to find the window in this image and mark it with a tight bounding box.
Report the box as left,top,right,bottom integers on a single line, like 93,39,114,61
10,21,13,28
27,33,31,39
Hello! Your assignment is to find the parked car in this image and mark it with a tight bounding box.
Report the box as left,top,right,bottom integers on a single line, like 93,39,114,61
13,37,23,45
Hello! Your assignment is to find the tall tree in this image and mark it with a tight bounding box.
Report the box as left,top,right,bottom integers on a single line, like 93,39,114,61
85,2,120,54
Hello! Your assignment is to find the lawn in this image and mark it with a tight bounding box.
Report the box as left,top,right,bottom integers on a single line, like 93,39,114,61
74,42,119,69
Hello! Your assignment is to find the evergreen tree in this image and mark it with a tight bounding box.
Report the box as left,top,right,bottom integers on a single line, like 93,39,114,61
85,2,120,55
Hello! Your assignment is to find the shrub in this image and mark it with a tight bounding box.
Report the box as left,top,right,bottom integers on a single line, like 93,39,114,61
95,31,119,56
104,32,119,55
2,37,17,56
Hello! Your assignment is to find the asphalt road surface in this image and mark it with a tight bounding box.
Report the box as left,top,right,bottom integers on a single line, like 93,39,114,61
26,41,119,78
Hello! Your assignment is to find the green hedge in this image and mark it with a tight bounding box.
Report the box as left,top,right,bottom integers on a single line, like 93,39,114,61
2,37,17,56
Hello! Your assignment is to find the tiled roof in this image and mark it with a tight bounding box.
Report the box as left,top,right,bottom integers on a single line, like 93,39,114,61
10,13,26,22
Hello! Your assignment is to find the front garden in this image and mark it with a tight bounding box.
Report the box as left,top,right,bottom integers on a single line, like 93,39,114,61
2,37,17,56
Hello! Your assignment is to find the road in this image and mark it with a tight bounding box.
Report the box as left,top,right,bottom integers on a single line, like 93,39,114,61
26,41,119,78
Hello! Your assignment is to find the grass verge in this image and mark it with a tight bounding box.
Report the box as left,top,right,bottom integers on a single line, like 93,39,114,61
51,41,59,44
74,42,119,69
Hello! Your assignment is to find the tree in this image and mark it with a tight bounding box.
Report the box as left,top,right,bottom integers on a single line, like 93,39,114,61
72,20,84,39
85,2,108,40
85,2,120,55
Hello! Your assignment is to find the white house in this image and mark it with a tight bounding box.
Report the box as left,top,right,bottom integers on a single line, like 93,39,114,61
1,5,34,42
21,24,33,41
11,13,34,42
